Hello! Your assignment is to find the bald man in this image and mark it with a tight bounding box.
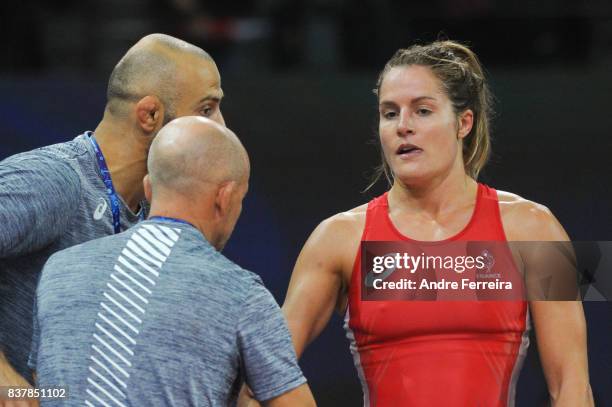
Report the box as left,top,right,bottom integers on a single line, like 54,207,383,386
0,33,225,395
28,117,316,406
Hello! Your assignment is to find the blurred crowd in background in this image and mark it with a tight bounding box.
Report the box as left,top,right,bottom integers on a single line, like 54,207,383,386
2,0,612,76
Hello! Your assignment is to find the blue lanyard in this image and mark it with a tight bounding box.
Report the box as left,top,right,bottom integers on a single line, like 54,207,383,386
88,132,122,234
149,216,195,228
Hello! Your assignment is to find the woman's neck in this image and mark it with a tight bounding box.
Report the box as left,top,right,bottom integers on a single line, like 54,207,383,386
389,170,477,220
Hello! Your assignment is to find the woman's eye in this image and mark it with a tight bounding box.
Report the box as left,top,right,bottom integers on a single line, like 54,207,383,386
382,111,397,119
416,108,432,116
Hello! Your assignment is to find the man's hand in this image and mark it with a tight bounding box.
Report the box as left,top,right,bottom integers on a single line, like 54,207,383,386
0,353,39,407
237,384,261,407
237,383,316,407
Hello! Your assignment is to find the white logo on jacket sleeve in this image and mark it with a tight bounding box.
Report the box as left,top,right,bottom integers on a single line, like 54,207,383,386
93,198,108,220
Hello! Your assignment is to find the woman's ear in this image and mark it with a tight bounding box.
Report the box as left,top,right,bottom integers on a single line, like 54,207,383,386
457,109,474,140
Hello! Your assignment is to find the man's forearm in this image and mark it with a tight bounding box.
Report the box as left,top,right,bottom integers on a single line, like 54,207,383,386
0,352,40,406
0,351,31,387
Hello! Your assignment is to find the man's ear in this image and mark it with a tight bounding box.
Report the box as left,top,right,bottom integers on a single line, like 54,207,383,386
214,181,237,220
457,109,474,140
143,174,152,203
135,95,164,135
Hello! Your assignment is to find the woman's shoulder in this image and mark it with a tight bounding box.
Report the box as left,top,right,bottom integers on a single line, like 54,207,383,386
496,189,551,218
319,202,368,238
495,189,568,241
300,203,369,275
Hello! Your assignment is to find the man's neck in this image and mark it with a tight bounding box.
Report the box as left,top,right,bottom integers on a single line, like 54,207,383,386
148,203,219,249
93,119,149,212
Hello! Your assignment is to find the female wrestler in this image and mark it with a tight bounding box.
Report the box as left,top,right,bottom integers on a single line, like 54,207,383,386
280,41,593,406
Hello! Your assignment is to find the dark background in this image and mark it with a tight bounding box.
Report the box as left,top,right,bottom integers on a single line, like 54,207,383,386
1,0,611,405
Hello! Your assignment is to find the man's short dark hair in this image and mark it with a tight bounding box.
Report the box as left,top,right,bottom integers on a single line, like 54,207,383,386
105,34,212,122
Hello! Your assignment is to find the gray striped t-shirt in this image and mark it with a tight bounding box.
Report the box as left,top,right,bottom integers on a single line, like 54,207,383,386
29,219,306,406
0,133,144,384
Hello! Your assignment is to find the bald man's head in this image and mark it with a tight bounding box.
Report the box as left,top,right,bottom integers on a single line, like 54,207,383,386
147,116,249,200
106,34,215,122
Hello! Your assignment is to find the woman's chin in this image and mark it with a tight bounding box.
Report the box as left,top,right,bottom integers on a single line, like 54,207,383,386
394,171,432,187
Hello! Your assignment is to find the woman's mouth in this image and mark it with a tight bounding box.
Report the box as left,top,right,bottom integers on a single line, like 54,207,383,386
396,144,423,159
